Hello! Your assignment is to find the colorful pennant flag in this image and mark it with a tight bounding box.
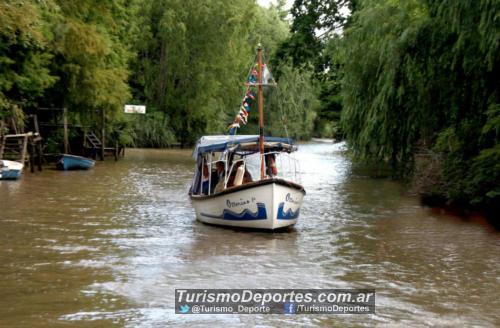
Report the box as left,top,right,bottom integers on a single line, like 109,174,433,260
246,89,255,100
247,67,258,84
262,64,274,85
239,115,247,125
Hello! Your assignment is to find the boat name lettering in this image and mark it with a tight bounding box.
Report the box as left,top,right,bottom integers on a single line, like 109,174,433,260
227,199,251,208
286,193,299,204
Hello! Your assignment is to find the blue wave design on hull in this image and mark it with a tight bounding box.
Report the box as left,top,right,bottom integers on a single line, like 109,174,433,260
201,202,267,221
277,202,300,220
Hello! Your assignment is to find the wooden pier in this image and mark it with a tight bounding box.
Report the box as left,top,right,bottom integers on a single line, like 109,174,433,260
0,132,43,172
85,132,121,161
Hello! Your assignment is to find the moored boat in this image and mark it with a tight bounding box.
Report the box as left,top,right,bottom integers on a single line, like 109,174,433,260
0,160,24,180
57,154,95,170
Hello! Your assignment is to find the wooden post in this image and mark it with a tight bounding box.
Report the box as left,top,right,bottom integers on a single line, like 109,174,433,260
20,135,28,165
33,115,42,171
257,44,265,180
101,108,105,161
63,107,69,154
29,141,35,173
37,142,42,171
33,114,40,135
0,120,4,158
11,117,18,135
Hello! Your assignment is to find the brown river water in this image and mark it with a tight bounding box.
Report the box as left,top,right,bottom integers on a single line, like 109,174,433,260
1,142,499,327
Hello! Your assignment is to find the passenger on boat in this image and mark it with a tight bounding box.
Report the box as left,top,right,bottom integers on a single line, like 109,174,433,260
202,161,225,195
201,163,210,194
213,161,226,193
265,153,278,177
227,161,252,187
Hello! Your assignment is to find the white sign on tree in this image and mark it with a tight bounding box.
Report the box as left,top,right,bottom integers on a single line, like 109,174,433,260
124,104,146,114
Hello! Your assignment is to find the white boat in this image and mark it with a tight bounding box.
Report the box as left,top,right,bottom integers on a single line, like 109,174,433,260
0,159,24,180
189,45,305,230
189,135,305,230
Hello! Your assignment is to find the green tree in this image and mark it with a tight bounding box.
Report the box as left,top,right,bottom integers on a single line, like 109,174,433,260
130,0,267,146
267,63,319,140
275,0,349,72
0,1,56,122
341,0,500,217
43,0,133,114
273,0,352,138
249,4,289,58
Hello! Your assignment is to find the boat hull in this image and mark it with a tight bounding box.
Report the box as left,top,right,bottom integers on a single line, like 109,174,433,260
0,160,24,180
190,179,305,230
57,154,95,170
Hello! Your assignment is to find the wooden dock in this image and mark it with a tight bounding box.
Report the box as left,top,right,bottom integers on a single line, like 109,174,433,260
0,133,31,163
0,132,43,172
85,132,122,160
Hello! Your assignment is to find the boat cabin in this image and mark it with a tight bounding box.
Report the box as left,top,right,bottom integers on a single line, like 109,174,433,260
190,135,300,196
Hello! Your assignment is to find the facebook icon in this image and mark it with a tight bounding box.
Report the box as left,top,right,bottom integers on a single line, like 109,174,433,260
284,303,296,314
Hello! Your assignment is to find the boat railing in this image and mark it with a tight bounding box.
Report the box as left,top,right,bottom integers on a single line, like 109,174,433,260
224,151,301,188
199,151,301,196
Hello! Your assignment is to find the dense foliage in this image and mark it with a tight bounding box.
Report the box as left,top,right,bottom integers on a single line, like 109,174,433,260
340,0,500,216
0,1,54,123
0,0,319,147
2,0,498,216
273,0,351,138
0,0,135,140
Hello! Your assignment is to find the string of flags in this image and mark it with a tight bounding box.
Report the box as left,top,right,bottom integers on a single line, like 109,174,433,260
228,87,255,135
228,63,274,136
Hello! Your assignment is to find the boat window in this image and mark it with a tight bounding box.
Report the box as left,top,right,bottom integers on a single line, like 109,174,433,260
235,151,301,184
191,148,301,196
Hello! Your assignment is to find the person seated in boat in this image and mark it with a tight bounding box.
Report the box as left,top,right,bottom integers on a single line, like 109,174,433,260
244,170,253,184
201,163,210,194
227,161,252,187
213,161,226,193
201,161,226,195
265,153,278,178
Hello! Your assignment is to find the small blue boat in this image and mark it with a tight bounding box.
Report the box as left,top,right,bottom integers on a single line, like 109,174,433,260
57,154,95,170
0,160,24,180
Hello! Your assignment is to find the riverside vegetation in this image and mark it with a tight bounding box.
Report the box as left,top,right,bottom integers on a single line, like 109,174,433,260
341,0,499,222
0,0,498,221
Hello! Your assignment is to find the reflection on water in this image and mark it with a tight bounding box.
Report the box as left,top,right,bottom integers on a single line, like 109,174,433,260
0,144,499,327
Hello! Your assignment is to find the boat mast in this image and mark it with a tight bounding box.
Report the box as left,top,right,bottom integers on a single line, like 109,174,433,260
258,44,265,180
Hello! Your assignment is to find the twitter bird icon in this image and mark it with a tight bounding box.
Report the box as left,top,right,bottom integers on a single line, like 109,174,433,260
179,305,190,314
